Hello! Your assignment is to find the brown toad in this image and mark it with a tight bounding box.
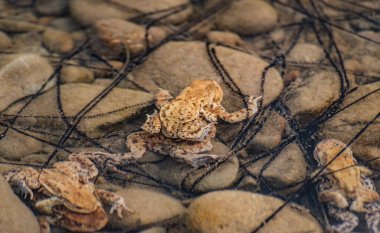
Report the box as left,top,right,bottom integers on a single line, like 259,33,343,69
129,79,261,167
313,139,380,233
3,153,131,233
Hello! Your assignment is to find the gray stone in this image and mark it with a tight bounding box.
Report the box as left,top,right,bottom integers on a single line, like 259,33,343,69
216,0,278,35
288,43,324,64
49,17,79,32
0,177,40,233
4,84,154,137
319,82,380,170
249,110,287,152
108,187,186,231
140,141,239,192
0,53,54,111
246,143,306,193
36,0,68,16
0,31,12,51
130,41,283,111
0,19,45,32
43,28,75,53
185,190,322,233
281,71,340,124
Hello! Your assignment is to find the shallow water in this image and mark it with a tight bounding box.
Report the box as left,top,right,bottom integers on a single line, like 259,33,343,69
0,0,379,233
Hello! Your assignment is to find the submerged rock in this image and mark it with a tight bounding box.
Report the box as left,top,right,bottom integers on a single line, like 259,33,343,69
0,19,45,32
69,0,192,27
249,110,287,152
109,0,193,25
216,0,278,35
281,71,340,125
130,41,283,111
93,18,167,57
0,127,45,160
319,82,380,169
0,31,12,51
140,141,239,192
60,63,94,84
288,43,324,64
246,143,306,193
69,0,132,27
36,0,68,16
185,190,322,233
0,53,54,111
42,28,75,53
4,84,154,137
206,30,244,47
0,177,40,233
107,187,185,231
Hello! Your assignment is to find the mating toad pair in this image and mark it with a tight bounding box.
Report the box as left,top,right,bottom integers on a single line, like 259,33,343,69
314,139,380,233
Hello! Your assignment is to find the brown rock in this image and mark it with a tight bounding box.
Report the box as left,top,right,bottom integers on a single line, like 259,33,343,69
319,82,380,169
3,84,154,138
108,187,185,230
130,41,283,111
282,71,340,124
246,144,306,193
0,53,54,111
93,18,167,57
140,141,239,192
185,190,322,233
0,177,41,233
216,0,278,35
43,28,75,53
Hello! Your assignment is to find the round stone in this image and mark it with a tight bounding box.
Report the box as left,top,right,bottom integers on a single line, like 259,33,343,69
185,190,323,233
108,187,186,230
0,177,40,233
42,28,75,53
130,41,283,111
216,0,278,35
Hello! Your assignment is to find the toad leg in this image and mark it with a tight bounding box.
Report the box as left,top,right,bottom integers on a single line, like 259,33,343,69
365,202,380,233
351,188,380,212
126,132,148,160
319,190,349,209
358,166,373,176
155,88,173,109
178,121,216,141
327,206,359,233
96,189,132,218
169,139,227,168
4,168,41,199
214,96,262,123
68,153,99,182
141,110,161,134
35,197,65,215
38,216,56,233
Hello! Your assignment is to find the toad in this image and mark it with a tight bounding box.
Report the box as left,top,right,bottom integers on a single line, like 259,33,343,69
313,139,380,233
128,79,261,167
3,153,131,233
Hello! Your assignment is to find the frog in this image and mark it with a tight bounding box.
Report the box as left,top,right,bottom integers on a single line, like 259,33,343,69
3,153,131,233
127,79,261,167
313,139,380,233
